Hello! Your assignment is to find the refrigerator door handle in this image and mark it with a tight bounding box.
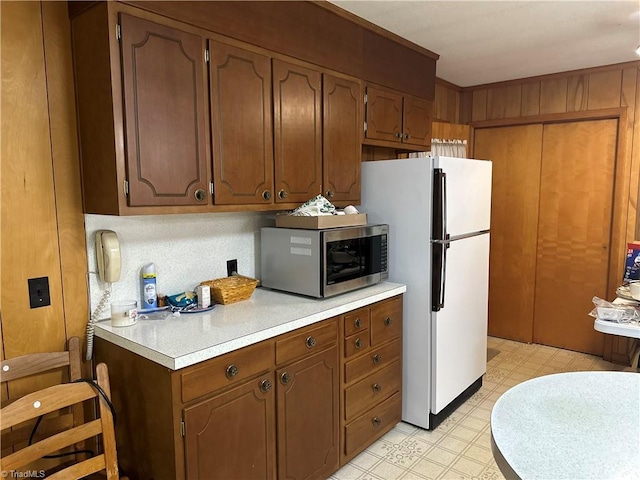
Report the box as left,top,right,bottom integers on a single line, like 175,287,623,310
431,237,448,312
432,169,446,241
442,171,448,241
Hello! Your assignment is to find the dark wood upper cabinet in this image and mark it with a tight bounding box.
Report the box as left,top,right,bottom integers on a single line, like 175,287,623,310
364,87,403,144
71,2,435,214
365,85,433,149
119,14,210,207
209,40,274,205
403,95,433,147
323,74,362,204
273,59,323,204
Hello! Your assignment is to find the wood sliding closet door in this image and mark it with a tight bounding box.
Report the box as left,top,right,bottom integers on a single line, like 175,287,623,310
474,125,543,343
533,119,617,355
475,119,618,355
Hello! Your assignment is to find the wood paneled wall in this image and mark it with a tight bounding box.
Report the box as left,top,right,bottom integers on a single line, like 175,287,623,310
1,1,89,393
435,62,640,242
435,62,640,363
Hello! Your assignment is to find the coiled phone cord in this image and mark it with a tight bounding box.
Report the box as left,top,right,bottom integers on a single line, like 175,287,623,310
86,284,111,361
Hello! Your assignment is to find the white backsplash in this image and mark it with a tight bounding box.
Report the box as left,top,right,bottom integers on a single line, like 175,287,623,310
85,212,275,319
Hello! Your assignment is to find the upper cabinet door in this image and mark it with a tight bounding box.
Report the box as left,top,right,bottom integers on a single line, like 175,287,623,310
273,59,322,204
323,74,362,204
119,14,209,207
209,40,274,205
365,86,403,143
403,95,432,147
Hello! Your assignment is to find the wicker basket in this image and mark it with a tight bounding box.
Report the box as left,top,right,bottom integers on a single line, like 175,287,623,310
201,275,259,305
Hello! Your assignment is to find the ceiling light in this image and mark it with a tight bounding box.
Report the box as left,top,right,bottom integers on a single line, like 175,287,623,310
636,45,640,56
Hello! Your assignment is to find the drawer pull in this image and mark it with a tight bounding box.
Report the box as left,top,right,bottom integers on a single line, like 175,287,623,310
372,383,381,393
262,190,272,200
278,189,288,199
354,318,362,328
280,372,291,384
354,338,362,349
305,336,316,348
372,416,381,427
225,364,239,379
384,316,393,326
260,379,272,393
372,354,381,364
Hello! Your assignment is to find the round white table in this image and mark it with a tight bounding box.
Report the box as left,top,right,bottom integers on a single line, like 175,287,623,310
491,371,640,479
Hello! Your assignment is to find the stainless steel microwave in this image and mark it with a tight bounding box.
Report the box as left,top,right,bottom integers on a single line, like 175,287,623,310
260,224,389,298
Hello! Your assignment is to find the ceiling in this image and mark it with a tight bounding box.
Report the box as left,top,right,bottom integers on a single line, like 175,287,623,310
328,0,640,87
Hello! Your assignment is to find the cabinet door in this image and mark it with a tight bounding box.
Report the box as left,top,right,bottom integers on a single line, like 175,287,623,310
119,14,209,207
277,347,339,480
273,59,322,204
402,95,432,147
183,374,276,480
209,40,274,205
323,74,362,204
365,86,403,143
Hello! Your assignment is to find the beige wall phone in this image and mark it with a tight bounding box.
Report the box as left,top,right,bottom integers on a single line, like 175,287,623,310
87,230,122,359
96,230,121,283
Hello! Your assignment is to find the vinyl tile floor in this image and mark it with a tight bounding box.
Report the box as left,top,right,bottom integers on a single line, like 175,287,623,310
331,336,639,480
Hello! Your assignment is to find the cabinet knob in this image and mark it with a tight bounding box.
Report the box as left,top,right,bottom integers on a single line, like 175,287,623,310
305,336,316,348
354,318,361,328
403,133,410,140
384,316,393,327
260,379,272,393
278,189,288,199
225,364,239,379
280,372,291,384
372,383,381,393
395,132,402,139
354,338,362,349
262,190,272,200
372,354,381,364
326,190,335,198
372,416,381,427
194,189,206,201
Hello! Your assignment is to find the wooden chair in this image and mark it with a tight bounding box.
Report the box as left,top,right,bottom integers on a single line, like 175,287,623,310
1,362,125,479
1,336,85,464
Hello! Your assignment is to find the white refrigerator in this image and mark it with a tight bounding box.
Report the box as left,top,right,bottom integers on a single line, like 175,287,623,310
360,156,492,430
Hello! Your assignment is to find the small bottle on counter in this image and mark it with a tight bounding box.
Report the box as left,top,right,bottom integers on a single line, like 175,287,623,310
142,262,158,308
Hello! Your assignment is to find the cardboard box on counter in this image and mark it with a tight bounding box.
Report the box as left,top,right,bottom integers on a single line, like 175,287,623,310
275,213,367,229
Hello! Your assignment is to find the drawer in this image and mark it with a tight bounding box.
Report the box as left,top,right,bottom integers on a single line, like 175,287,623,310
344,360,401,421
370,296,403,346
181,340,273,404
275,318,337,366
344,338,401,384
344,307,370,337
344,392,401,457
343,331,370,359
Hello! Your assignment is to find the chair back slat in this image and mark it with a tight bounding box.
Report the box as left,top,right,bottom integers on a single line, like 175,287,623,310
1,352,70,382
47,454,107,479
1,412,74,447
1,420,102,471
1,382,95,429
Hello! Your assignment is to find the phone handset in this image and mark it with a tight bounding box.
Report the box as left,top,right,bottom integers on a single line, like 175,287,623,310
87,230,122,360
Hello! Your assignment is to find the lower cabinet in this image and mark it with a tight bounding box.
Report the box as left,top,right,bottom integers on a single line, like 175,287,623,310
276,346,339,480
95,295,402,480
183,374,276,479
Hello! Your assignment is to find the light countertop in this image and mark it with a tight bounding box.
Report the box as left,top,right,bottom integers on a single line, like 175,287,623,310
491,371,640,480
95,282,406,370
